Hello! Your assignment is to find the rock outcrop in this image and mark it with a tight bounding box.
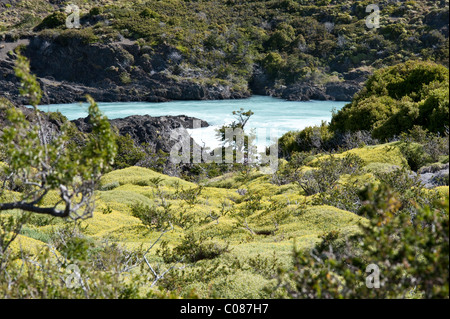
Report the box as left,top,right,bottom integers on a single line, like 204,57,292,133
1,100,209,174
0,35,250,105
73,114,209,155
0,35,367,105
250,64,368,102
418,163,449,188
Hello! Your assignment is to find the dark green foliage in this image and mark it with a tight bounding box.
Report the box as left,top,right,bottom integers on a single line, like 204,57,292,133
176,185,203,206
278,122,333,156
51,225,94,261
398,126,449,171
246,252,282,278
158,232,230,263
315,181,363,213
294,121,334,153
331,61,449,140
113,133,146,169
139,8,160,19
34,12,66,31
89,7,104,16
398,139,431,171
138,147,169,174
4,0,448,95
266,23,295,50
278,121,380,159
131,202,172,231
158,258,234,296
373,167,443,218
296,153,365,196
418,87,450,133
261,52,286,79
55,28,100,45
272,151,312,185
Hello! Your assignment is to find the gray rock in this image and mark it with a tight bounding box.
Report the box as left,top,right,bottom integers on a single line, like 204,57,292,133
72,114,209,155
418,163,449,188
0,37,250,105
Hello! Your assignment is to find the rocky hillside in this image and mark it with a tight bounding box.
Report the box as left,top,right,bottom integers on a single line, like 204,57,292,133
0,38,250,105
1,0,448,104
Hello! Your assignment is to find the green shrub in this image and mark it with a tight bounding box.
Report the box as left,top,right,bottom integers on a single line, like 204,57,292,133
266,23,295,50
296,153,365,196
130,202,172,231
119,72,132,85
50,225,94,262
330,61,449,140
158,232,230,263
56,28,100,45
315,181,363,213
279,122,334,156
175,185,203,206
398,143,429,171
113,134,146,169
89,7,104,16
418,87,450,133
140,8,160,19
374,167,441,216
274,185,449,299
34,12,66,31
261,52,286,79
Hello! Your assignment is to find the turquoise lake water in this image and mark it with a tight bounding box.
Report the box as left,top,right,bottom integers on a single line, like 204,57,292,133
36,95,348,149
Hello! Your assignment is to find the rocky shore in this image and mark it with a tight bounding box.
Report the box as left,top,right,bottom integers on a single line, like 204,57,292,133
0,36,250,105
0,36,366,105
0,102,208,172
73,113,209,156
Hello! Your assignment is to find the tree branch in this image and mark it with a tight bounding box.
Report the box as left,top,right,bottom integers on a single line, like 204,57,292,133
0,201,69,218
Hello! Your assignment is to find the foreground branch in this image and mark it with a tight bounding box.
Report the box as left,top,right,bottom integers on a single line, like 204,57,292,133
0,201,69,218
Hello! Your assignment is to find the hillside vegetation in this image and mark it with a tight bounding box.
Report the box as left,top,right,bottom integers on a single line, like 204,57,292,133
3,56,448,297
330,60,449,139
0,2,449,300
1,135,448,297
1,0,449,101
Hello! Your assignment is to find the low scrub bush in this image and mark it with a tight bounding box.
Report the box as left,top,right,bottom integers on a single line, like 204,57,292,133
34,12,66,31
296,154,365,196
130,202,172,231
158,232,230,263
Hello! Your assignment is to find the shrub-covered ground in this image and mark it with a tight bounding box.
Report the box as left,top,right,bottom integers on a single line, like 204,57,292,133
2,136,448,298
0,2,448,299
1,0,448,97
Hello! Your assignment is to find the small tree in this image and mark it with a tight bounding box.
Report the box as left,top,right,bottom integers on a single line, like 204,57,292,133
0,53,117,220
216,108,256,173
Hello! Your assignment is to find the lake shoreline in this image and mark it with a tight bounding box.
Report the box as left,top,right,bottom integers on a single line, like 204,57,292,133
33,96,349,151
1,36,362,107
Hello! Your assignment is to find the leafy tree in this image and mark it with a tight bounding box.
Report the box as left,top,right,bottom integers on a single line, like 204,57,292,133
216,108,256,168
266,23,295,50
0,53,117,220
261,52,286,79
295,153,365,196
419,87,450,133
